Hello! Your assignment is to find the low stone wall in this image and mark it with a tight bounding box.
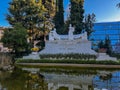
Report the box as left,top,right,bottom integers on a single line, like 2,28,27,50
0,53,13,70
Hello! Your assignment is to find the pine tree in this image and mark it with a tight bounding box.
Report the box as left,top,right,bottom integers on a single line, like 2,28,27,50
98,40,105,49
98,36,112,55
104,36,112,55
84,13,96,39
70,0,84,34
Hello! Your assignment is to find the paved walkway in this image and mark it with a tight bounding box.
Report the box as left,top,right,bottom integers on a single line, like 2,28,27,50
17,63,120,68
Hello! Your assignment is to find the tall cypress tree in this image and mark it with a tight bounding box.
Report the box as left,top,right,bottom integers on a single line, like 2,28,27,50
70,0,84,34
54,0,64,34
58,0,64,28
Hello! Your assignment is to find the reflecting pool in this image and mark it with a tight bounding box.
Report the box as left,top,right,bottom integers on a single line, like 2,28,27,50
0,66,120,90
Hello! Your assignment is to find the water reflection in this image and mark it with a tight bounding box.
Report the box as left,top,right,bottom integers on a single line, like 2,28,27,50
0,67,120,90
93,71,120,90
43,73,94,90
0,68,48,90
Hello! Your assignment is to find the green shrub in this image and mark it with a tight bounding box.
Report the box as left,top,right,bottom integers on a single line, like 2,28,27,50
16,59,120,65
40,54,97,60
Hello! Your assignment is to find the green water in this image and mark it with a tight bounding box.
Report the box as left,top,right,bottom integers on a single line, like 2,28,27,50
0,66,120,90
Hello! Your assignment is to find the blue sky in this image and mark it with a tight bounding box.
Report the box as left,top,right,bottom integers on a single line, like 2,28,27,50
0,0,120,26
0,0,10,26
84,0,120,22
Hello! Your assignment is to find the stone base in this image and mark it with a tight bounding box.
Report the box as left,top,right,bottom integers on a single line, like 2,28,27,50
39,39,97,55
23,52,40,60
96,53,117,61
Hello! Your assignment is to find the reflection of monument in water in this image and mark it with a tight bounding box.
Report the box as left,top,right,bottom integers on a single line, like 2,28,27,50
39,24,97,55
42,71,117,90
42,73,94,90
21,67,119,90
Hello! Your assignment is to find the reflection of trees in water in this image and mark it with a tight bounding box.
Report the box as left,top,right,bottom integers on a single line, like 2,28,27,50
38,67,118,90
93,71,120,90
0,66,118,90
99,73,112,81
25,72,48,90
57,87,68,90
0,67,48,90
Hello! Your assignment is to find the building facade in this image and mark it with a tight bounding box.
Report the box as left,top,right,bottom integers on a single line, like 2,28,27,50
90,21,120,53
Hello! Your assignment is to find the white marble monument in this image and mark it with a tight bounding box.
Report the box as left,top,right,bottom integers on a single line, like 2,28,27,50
49,28,60,41
23,24,117,61
39,24,97,55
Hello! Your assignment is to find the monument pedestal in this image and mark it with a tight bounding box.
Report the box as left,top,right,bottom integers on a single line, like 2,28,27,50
39,39,97,55
96,53,117,61
23,52,40,60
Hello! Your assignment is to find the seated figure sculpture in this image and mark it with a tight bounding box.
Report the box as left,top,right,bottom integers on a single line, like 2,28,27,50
49,24,88,41
81,30,88,40
49,30,54,41
49,28,60,41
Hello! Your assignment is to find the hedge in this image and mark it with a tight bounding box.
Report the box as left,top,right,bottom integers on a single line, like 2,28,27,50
40,54,97,60
16,59,120,65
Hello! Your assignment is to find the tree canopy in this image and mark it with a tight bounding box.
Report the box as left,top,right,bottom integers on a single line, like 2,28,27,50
98,36,112,55
1,23,28,56
7,0,46,28
7,0,55,42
